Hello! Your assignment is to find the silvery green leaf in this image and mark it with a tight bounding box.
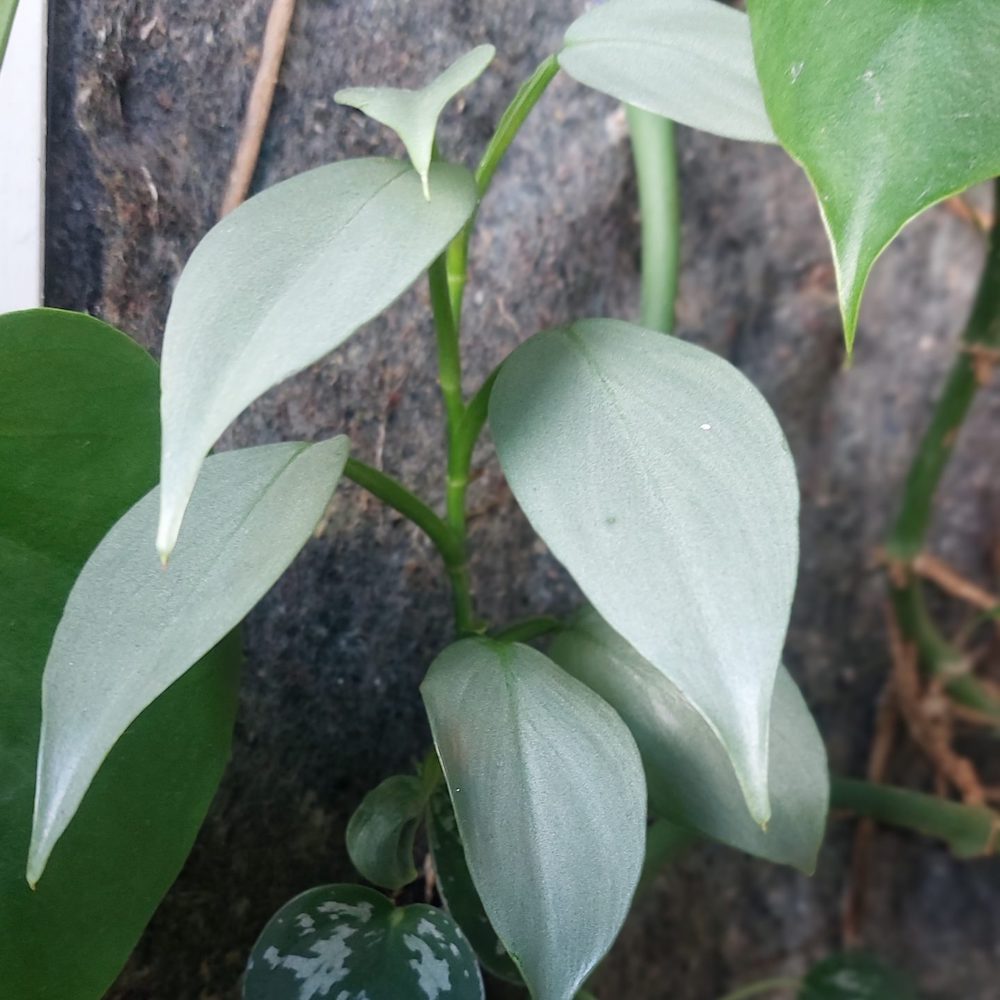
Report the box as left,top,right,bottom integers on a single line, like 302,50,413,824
422,639,646,1000
489,319,799,825
29,438,349,885
560,0,774,143
157,158,475,559
244,884,484,1000
336,45,495,198
551,607,828,872
346,774,426,891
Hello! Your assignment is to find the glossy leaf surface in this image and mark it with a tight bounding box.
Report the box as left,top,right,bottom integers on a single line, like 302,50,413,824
748,0,1000,349
490,319,799,825
244,884,484,1000
336,45,495,198
800,953,917,1000
422,639,646,1000
347,774,426,891
158,158,475,557
560,0,774,143
0,308,240,999
30,437,348,884
426,785,522,985
551,607,828,872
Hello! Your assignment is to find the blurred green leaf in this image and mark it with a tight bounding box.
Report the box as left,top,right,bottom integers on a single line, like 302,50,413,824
490,319,799,827
0,308,240,999
422,639,646,1000
244,884,484,1000
347,774,426,891
748,0,1000,349
29,438,348,884
800,953,917,1000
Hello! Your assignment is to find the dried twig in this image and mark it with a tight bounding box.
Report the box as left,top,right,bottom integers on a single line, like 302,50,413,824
220,0,298,217
913,552,999,612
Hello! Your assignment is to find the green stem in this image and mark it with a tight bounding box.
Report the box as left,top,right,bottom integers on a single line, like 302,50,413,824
344,458,462,565
0,0,19,69
626,107,680,334
446,54,561,324
491,615,564,645
715,977,802,1000
884,179,1000,717
830,776,997,859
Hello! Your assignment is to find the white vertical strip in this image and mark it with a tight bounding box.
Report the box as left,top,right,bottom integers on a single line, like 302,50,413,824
0,0,47,311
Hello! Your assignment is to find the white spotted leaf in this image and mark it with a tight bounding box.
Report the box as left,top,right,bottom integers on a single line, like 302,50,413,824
336,45,495,198
489,319,800,826
244,884,484,1000
560,0,775,143
28,439,349,886
157,158,475,559
421,639,646,1000
550,607,828,873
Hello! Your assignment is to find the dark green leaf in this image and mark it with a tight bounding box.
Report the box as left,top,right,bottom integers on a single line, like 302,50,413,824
244,884,484,1000
550,607,828,873
426,785,522,985
29,438,349,884
347,774,426,891
748,0,1000,349
490,319,799,826
422,639,646,1000
800,953,917,1000
0,308,240,999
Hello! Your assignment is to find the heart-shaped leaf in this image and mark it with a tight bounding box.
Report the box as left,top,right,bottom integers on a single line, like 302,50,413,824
490,319,799,825
244,884,484,1000
747,0,1000,349
157,157,476,558
29,437,349,885
0,308,240,999
550,607,828,872
347,774,427,891
336,45,495,199
799,953,917,1000
560,0,774,143
421,639,646,1000
426,785,522,985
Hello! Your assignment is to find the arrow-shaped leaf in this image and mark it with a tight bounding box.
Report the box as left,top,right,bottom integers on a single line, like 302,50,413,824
336,45,495,199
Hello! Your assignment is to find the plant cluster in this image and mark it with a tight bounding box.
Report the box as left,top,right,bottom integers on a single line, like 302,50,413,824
1,1,998,999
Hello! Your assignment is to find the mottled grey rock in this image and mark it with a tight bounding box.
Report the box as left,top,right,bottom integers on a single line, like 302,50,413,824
45,1,1000,998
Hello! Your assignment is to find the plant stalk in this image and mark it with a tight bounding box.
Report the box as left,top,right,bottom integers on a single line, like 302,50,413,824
445,54,560,325
830,776,997,858
885,179,1000,717
626,107,680,335
491,615,564,645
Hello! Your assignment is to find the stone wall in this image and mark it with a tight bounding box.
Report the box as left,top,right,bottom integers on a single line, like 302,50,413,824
46,1,1000,997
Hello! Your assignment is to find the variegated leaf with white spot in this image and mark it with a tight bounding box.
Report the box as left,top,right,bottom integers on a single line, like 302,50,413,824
244,884,484,1000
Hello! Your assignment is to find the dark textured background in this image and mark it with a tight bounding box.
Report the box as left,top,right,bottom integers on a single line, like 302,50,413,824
45,1,1000,997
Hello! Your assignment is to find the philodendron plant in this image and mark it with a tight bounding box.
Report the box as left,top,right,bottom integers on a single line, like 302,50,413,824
3,1,999,998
